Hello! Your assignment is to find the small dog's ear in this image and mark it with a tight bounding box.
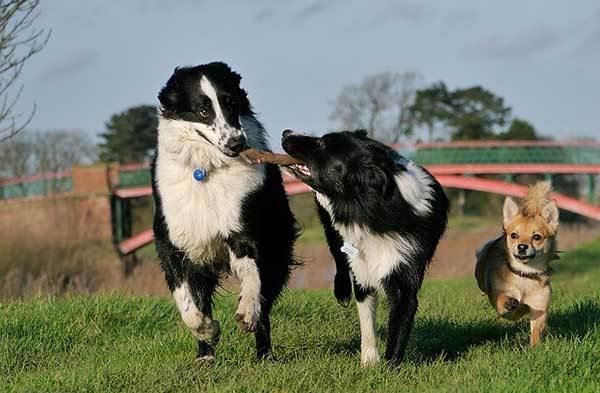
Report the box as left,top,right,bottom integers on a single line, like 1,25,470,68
542,200,559,230
503,197,519,226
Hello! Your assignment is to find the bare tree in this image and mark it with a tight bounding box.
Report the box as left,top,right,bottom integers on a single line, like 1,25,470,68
0,0,50,143
0,129,97,179
34,130,97,174
330,71,422,143
389,71,421,142
0,130,32,175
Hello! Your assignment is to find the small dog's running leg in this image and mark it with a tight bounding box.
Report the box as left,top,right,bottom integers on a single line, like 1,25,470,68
529,309,547,347
526,287,550,347
495,292,522,318
229,250,262,333
356,292,379,366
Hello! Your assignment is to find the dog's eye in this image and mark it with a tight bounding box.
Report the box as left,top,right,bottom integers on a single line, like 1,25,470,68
510,232,518,239
533,234,543,241
198,109,209,118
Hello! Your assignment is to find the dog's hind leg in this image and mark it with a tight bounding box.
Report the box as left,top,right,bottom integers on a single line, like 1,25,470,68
354,283,379,366
254,303,273,360
252,251,291,360
384,278,419,365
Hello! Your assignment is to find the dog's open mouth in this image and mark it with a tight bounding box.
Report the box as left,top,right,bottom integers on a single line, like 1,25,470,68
287,163,312,178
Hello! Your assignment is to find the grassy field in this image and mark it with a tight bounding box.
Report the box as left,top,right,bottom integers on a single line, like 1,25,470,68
2,239,599,392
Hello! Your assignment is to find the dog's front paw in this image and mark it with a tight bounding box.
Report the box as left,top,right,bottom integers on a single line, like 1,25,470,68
234,298,260,333
360,347,381,367
334,273,352,307
196,341,215,365
234,312,258,332
505,297,520,311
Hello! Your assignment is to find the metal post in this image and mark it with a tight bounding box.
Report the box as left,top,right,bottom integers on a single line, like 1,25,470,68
587,174,596,204
115,197,123,243
544,173,553,185
504,173,514,183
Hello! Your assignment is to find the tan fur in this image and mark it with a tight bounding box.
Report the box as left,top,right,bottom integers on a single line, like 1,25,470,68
475,182,559,347
522,181,552,217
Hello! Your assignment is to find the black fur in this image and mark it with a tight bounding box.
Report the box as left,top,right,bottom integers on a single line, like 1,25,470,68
152,62,297,361
282,129,449,364
159,62,253,125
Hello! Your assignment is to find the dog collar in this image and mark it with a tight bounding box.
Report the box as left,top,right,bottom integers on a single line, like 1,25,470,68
505,261,552,285
193,168,207,182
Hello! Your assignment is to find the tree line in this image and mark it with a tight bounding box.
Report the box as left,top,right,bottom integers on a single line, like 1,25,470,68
331,72,540,143
0,73,545,178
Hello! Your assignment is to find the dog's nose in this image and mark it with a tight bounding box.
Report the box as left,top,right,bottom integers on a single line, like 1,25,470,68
226,134,247,153
517,244,529,253
282,129,294,137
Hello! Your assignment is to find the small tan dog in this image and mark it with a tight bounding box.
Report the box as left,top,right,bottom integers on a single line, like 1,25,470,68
475,182,559,346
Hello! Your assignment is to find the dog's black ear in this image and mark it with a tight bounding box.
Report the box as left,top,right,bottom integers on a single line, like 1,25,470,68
368,165,394,197
352,130,368,139
209,62,253,115
350,163,392,197
158,68,180,114
227,69,254,115
206,61,242,85
229,69,243,86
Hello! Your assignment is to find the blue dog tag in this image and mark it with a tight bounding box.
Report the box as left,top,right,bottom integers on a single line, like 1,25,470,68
341,242,359,258
193,168,207,182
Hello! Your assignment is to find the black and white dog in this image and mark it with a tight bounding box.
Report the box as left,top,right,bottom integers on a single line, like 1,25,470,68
151,62,297,362
281,130,449,365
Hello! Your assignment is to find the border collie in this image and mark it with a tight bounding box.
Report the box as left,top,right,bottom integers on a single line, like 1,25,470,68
151,62,297,362
281,129,449,365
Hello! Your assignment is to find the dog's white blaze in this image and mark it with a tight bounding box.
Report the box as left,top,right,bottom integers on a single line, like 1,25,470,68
394,161,434,215
198,76,244,148
156,116,266,262
315,192,419,289
229,250,262,328
200,76,225,124
357,294,380,365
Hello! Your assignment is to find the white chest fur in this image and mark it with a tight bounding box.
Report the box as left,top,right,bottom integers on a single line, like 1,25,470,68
156,149,265,263
315,193,418,289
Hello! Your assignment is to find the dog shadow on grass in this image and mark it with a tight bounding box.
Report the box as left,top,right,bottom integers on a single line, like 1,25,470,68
411,298,600,364
319,299,600,364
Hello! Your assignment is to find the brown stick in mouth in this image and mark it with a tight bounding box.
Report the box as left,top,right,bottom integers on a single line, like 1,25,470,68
240,148,301,166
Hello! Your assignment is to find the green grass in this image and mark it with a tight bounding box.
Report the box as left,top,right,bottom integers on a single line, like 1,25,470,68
2,240,600,392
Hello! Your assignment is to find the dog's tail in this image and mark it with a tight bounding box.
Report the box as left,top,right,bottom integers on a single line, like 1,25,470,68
521,181,553,217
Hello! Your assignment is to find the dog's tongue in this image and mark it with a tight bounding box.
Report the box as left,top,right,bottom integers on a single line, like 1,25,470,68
240,148,301,166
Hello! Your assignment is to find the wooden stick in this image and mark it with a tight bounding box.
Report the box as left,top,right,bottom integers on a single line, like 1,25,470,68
240,148,301,166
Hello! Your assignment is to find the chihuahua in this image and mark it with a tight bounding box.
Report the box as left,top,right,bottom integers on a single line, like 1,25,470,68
475,182,559,346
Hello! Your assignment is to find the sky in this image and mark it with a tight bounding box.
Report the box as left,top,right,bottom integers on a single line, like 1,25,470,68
12,0,600,149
